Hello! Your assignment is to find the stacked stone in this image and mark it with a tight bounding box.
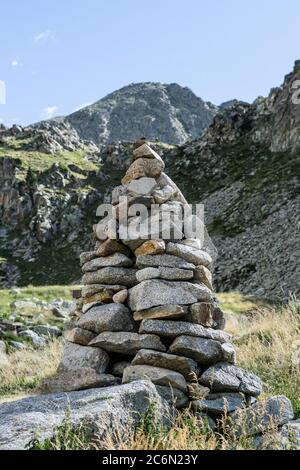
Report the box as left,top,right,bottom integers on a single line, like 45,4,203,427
49,140,262,422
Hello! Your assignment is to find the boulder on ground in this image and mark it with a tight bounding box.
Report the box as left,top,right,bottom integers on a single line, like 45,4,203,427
0,381,169,450
230,395,294,437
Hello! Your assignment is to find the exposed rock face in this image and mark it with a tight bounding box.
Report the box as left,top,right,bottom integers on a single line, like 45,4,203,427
0,381,168,450
63,82,218,146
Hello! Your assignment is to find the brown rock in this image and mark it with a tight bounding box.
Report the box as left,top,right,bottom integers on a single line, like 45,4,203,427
188,303,214,328
96,239,130,257
133,138,147,150
113,289,128,303
122,157,164,185
132,143,163,161
133,304,188,321
82,253,133,272
83,290,115,305
82,284,126,299
134,240,166,256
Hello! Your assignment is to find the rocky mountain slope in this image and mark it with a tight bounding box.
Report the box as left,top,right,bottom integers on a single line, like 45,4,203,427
0,63,299,299
57,82,218,146
165,61,300,298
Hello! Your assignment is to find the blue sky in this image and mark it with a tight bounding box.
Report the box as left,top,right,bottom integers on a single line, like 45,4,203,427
0,0,299,126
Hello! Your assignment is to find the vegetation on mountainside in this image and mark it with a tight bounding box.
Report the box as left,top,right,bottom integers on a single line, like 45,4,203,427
0,136,98,176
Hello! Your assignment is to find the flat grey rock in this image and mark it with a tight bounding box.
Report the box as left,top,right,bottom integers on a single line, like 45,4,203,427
128,279,212,311
58,341,109,373
122,365,187,393
0,381,168,450
82,267,138,287
82,253,133,272
127,177,157,195
82,284,126,298
159,267,194,281
112,289,128,303
136,254,195,270
132,349,200,380
136,267,160,282
168,335,224,365
43,370,118,393
192,392,246,416
77,303,135,334
89,331,166,355
139,319,231,343
200,362,263,396
166,242,212,267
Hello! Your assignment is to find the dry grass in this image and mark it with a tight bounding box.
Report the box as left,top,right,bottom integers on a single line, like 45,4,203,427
1,291,299,450
232,298,300,416
32,408,285,451
0,339,63,398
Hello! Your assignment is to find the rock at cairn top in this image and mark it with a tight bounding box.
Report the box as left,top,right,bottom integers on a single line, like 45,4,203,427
47,138,263,421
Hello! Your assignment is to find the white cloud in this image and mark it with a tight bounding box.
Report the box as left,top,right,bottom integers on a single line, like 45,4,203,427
41,106,59,119
73,102,93,112
11,59,19,67
33,29,54,43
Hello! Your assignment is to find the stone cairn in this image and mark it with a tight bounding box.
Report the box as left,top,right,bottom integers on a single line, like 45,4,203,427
47,140,263,421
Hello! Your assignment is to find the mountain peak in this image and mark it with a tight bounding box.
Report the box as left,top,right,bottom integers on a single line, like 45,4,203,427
64,82,217,146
